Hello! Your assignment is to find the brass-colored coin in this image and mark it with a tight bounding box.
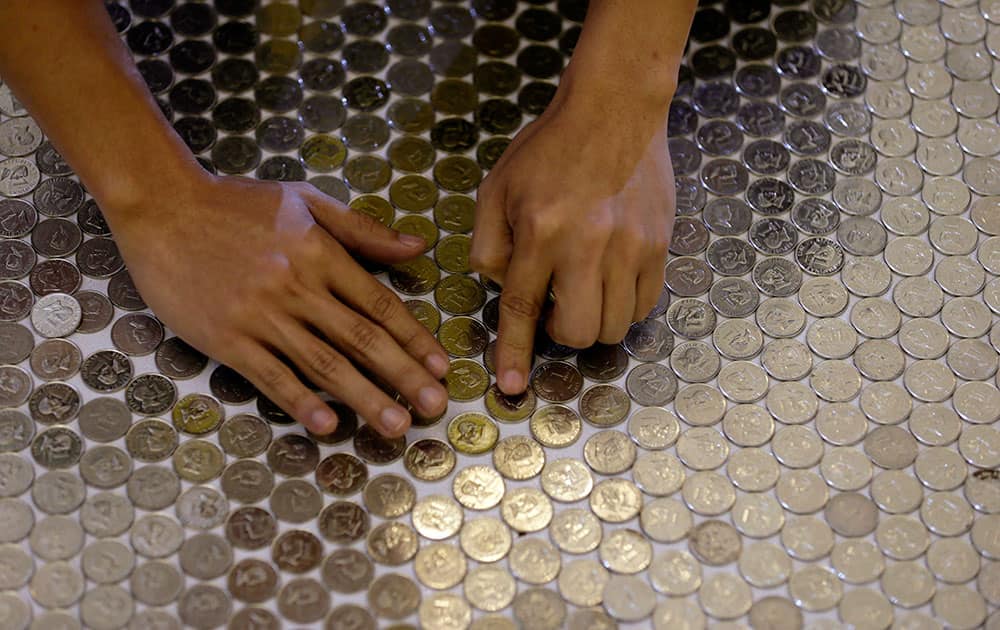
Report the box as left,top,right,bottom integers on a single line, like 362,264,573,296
228,558,278,604
414,542,467,590
404,438,456,482
579,383,631,428
541,458,594,503
433,195,476,233
225,506,277,551
437,315,489,357
171,393,224,435
353,423,407,465
590,478,643,523
367,521,419,565
349,195,394,227
433,155,483,193
500,486,553,533
509,537,562,585
390,255,441,295
444,358,489,401
321,548,374,594
411,494,464,540
125,418,178,462
387,135,436,173
434,274,487,315
315,452,368,495
256,2,302,36
405,299,441,334
362,473,416,518
459,517,512,563
530,404,583,448
171,439,225,483
368,573,421,621
272,530,323,573
343,155,391,193
434,234,472,273
492,435,545,480
254,39,303,74
447,411,499,454
389,175,439,213
392,214,438,252
300,134,347,172
431,80,478,115
453,465,505,510
485,383,537,422
317,501,369,544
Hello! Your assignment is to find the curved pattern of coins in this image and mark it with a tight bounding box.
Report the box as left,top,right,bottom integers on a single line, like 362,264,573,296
0,0,999,628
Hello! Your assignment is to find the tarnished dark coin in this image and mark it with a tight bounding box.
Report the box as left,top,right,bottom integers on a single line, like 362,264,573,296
691,44,737,79
668,100,697,137
211,57,258,93
0,281,33,322
822,63,867,98
341,2,387,36
168,78,216,115
125,419,178,463
518,81,557,115
31,426,83,469
784,119,832,156
746,178,796,216
777,45,822,79
30,259,81,295
225,506,277,550
788,158,837,195
734,64,781,98
778,82,827,118
669,137,702,176
207,364,256,405
124,373,176,416
228,558,278,604
319,500,370,544
691,7,730,42
531,361,584,403
127,20,173,55
258,156,307,181
404,438,456,481
473,60,522,95
343,76,390,111
211,135,261,175
316,452,369,496
0,240,36,282
697,120,744,157
109,312,163,356
31,218,82,258
74,236,123,279
749,218,799,255
28,381,79,425
353,423,406,465
387,23,433,57
669,217,710,256
829,138,877,175
577,343,629,383
701,158,749,196
155,336,207,379
267,434,320,477
81,349,133,393
736,101,786,137
743,139,791,175
692,81,740,118
32,178,83,218
386,59,435,95
733,27,777,60
623,319,674,362
254,75,302,113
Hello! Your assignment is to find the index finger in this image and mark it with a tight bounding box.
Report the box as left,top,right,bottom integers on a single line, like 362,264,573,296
495,244,552,395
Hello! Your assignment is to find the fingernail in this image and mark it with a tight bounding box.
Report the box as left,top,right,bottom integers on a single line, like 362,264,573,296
380,406,410,434
398,233,425,247
310,408,338,434
500,369,524,394
418,385,445,412
425,353,450,378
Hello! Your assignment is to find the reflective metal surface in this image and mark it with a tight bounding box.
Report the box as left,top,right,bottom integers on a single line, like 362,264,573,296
0,0,998,628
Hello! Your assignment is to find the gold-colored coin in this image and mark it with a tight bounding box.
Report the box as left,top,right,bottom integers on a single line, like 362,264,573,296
447,412,498,455
485,383,537,422
299,0,342,18
389,255,440,295
434,274,486,316
433,195,476,233
464,566,516,613
171,393,224,435
452,465,505,510
459,517,511,562
410,494,464,540
492,435,545,480
171,439,225,483
367,521,419,566
300,134,347,173
389,175,439,213
550,509,603,554
541,457,594,502
404,299,441,334
349,195,394,226
433,156,482,194
590,478,644,523
404,439,456,482
434,234,472,274
362,473,416,519
392,214,438,250
500,486,552,533
509,538,561,585
529,404,583,448
254,39,303,74
388,136,436,173
437,316,489,357
444,359,489,402
414,542,467,590
431,80,478,115
256,3,303,36
343,155,391,193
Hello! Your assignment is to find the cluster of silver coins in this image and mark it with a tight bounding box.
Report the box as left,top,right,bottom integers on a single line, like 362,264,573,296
0,0,999,628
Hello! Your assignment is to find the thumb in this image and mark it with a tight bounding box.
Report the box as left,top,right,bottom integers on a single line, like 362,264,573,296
305,187,426,263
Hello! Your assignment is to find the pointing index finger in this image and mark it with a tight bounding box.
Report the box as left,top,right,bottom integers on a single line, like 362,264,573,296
494,245,551,395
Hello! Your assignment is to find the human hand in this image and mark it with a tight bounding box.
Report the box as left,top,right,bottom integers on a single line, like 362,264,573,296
471,100,676,395
107,174,450,437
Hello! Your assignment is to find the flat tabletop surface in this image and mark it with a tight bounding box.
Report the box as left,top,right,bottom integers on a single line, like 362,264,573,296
0,0,999,628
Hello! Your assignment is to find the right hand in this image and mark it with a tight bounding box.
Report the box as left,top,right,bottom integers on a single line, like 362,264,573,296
106,173,450,437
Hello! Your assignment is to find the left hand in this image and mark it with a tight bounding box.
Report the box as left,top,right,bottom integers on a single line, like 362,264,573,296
470,97,676,395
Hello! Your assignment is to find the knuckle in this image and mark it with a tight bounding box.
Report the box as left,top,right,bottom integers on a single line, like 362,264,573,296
521,210,561,242
368,287,400,323
347,319,380,356
499,292,541,321
254,361,290,393
351,209,382,236
551,325,596,349
306,344,342,377
469,249,503,275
